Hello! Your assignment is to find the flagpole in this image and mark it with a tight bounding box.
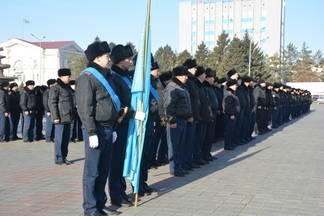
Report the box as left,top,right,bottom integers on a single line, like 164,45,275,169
134,0,151,207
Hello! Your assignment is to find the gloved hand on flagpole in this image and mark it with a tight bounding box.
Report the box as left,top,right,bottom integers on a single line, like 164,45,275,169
134,111,146,121
89,135,99,148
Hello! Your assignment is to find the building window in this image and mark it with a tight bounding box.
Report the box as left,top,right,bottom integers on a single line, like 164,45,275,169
260,27,267,33
224,29,234,34
205,41,215,47
241,18,253,22
260,39,267,44
223,18,233,24
241,28,253,33
204,20,215,25
204,31,215,36
260,16,267,22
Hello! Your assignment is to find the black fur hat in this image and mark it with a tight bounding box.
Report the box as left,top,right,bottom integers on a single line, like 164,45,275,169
195,66,206,77
85,41,111,61
183,59,197,69
226,79,237,88
206,68,215,78
159,71,172,82
58,68,71,77
47,79,57,86
25,80,35,86
172,66,188,77
218,77,227,84
9,82,18,89
110,44,134,64
227,68,238,78
241,76,252,83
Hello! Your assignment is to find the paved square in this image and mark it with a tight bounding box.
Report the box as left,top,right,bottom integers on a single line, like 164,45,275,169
0,105,323,216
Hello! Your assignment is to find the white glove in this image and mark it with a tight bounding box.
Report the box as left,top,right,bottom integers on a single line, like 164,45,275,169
112,131,117,143
134,111,145,121
89,135,99,148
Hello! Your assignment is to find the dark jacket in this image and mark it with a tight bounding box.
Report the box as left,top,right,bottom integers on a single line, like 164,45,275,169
205,82,219,120
20,87,36,112
8,90,21,113
43,89,50,112
34,86,45,115
272,90,281,107
223,88,240,116
214,86,223,113
249,86,256,112
163,78,192,124
76,62,120,135
0,88,9,113
196,81,213,123
186,73,201,122
240,85,252,115
150,75,163,121
111,65,132,108
49,79,74,124
253,85,267,107
236,85,248,115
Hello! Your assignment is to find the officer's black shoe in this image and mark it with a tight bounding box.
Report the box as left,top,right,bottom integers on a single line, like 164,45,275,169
55,161,64,165
144,184,158,193
84,210,105,216
102,208,121,215
120,197,133,207
172,172,185,177
224,147,235,151
191,164,200,168
63,159,73,165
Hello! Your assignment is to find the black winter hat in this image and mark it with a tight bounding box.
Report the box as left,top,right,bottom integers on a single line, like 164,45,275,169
259,79,266,84
206,68,215,78
241,76,252,83
218,77,227,84
227,68,238,78
195,66,206,77
172,66,188,77
85,41,111,61
1,81,9,88
25,80,35,86
47,79,57,86
226,79,237,88
159,71,172,82
9,82,18,89
110,44,134,64
273,83,281,88
183,59,197,69
58,68,71,77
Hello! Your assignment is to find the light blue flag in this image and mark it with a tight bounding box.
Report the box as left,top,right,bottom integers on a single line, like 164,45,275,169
123,6,152,193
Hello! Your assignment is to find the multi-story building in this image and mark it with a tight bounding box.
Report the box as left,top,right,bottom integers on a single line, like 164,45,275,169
179,0,286,56
0,38,84,85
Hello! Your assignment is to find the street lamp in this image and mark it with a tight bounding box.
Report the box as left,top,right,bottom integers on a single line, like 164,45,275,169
248,29,254,77
30,33,45,84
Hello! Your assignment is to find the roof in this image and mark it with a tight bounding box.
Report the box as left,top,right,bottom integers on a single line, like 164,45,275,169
17,38,73,49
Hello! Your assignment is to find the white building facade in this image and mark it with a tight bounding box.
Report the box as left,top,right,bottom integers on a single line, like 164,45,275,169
0,38,84,85
179,0,286,56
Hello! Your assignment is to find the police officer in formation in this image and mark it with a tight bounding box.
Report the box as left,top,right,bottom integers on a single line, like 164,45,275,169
49,68,74,165
0,81,10,142
8,82,21,141
43,79,57,142
20,80,36,142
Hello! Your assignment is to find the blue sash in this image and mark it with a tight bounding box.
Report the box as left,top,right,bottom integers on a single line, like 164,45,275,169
150,86,159,101
111,71,132,89
82,67,121,111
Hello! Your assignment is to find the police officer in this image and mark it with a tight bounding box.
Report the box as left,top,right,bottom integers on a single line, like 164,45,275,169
76,41,119,216
20,80,36,142
183,59,203,167
205,69,219,160
49,68,74,165
8,82,21,140
254,80,267,135
240,76,252,142
195,66,213,163
109,44,135,207
43,79,57,142
164,66,193,177
272,83,281,128
69,80,83,142
34,85,46,140
0,81,10,142
223,79,240,150
155,71,172,165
